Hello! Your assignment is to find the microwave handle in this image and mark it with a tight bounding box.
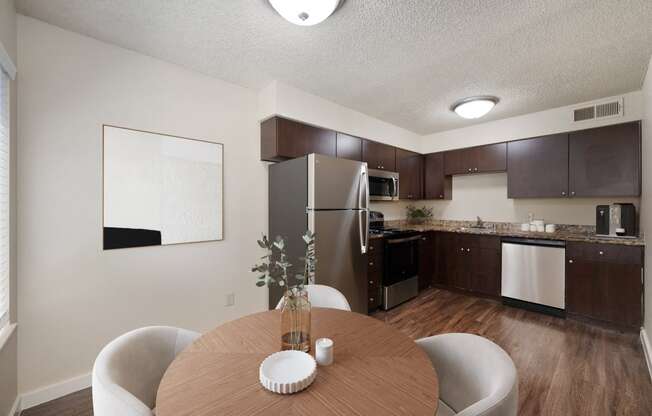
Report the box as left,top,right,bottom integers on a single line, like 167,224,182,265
392,177,399,198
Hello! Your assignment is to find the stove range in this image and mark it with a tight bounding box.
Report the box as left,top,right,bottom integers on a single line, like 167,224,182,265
369,227,419,238
368,211,421,310
369,211,419,238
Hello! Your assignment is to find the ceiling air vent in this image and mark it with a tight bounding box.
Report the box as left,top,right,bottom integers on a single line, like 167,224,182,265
573,97,623,122
573,106,595,122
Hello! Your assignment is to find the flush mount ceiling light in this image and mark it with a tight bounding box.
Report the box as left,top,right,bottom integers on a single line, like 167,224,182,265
268,0,341,26
451,96,499,119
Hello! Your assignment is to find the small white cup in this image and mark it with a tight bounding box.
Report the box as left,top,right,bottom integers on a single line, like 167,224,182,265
545,224,557,233
315,338,333,366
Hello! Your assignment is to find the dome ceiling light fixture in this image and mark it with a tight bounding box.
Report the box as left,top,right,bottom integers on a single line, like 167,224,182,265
451,96,500,119
268,0,342,26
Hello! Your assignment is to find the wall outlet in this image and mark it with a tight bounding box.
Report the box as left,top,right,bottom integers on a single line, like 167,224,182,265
225,293,235,307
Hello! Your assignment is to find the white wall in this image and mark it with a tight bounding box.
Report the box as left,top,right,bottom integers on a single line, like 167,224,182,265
17,16,267,395
376,91,643,224
421,91,644,153
259,81,422,153
0,0,18,414
640,56,652,343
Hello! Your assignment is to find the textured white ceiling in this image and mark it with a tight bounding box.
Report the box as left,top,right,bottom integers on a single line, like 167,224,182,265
16,0,652,134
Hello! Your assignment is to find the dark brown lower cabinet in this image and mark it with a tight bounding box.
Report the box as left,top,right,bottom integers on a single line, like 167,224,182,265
566,242,643,328
418,232,436,290
367,238,384,312
435,233,501,297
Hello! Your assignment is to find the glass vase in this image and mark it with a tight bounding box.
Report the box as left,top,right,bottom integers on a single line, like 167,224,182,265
280,287,311,352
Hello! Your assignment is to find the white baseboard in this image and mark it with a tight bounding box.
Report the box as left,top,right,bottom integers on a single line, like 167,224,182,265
20,373,91,410
7,396,20,416
641,328,652,383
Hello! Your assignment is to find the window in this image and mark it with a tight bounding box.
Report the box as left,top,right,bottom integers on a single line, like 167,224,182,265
0,68,9,329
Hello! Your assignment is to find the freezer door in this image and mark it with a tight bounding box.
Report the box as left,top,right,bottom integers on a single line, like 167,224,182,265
308,209,368,314
308,154,368,210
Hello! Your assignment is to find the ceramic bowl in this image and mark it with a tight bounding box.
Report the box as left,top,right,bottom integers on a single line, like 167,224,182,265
259,350,317,394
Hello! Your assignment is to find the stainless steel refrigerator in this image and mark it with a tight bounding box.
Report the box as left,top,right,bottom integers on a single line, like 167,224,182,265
268,153,369,313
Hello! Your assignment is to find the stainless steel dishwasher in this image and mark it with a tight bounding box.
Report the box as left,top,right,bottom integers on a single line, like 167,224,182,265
501,238,566,313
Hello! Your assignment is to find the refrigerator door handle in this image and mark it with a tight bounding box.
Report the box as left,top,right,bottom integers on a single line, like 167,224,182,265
359,210,368,254
358,165,369,254
358,165,369,210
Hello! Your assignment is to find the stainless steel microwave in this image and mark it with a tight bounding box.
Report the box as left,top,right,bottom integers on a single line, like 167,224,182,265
368,169,399,201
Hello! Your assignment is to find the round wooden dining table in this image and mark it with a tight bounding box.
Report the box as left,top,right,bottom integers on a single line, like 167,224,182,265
156,308,439,415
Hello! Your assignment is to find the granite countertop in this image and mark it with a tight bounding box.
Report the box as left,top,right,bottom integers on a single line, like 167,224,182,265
377,220,645,247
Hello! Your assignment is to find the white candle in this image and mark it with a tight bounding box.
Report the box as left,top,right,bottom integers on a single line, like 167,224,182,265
315,338,334,366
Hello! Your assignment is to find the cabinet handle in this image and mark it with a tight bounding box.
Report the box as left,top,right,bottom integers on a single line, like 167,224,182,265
439,194,443,198
369,261,374,266
467,248,471,252
561,191,566,196
370,298,374,302
568,259,574,264
460,247,465,252
474,167,478,172
369,280,374,285
369,246,374,251
599,251,604,256
468,168,472,172
571,191,576,196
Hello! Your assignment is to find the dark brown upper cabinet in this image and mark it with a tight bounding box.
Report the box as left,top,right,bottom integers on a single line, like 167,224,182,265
507,133,569,198
444,143,506,175
336,132,362,161
261,116,336,162
396,149,423,200
424,152,452,200
363,140,396,171
568,121,641,197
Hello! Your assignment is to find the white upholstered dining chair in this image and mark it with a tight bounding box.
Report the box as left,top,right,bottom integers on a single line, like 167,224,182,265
275,284,351,311
416,333,518,416
92,326,200,416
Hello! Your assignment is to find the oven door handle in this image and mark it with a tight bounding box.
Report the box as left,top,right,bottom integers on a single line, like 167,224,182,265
386,235,422,244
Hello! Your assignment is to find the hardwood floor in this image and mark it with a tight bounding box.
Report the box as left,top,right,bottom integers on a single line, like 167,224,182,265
20,288,652,416
20,388,93,416
373,288,652,416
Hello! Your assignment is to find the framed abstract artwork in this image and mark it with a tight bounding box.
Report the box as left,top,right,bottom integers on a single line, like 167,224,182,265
103,125,223,249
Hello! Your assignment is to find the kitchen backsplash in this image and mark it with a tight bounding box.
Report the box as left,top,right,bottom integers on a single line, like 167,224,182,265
370,173,640,225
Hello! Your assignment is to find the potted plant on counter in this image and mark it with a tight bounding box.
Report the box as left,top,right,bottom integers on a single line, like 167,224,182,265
252,230,316,352
406,205,433,225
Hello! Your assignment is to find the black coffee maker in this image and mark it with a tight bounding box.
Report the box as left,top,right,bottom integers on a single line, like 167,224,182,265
596,203,637,237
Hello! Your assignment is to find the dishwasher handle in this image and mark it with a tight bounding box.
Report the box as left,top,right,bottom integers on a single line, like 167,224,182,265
501,237,566,248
